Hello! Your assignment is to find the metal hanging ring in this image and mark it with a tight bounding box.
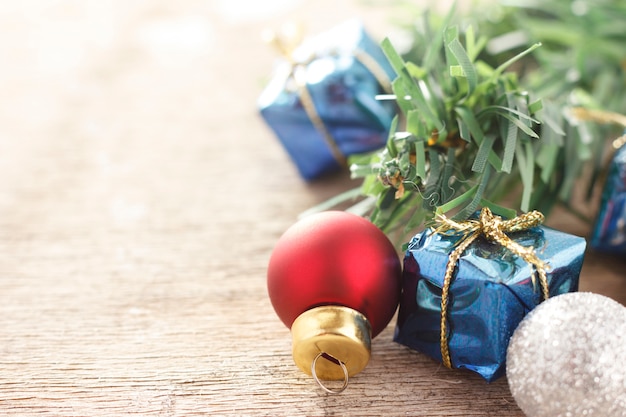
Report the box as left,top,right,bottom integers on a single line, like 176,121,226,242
311,352,349,394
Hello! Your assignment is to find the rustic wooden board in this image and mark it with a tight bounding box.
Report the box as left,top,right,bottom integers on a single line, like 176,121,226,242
0,1,624,416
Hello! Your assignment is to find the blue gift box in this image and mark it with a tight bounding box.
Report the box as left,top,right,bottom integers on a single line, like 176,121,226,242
258,19,397,180
394,222,586,382
592,134,626,253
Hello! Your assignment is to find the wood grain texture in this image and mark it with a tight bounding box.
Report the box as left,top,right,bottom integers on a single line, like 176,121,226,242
0,1,624,416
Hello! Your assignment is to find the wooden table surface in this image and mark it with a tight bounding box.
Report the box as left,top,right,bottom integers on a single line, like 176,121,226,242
1,1,624,416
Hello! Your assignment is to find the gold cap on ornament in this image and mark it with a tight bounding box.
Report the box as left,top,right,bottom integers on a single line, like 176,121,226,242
291,306,371,393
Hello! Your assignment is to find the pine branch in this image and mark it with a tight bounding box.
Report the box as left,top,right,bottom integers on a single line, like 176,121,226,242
312,1,624,244
345,17,569,241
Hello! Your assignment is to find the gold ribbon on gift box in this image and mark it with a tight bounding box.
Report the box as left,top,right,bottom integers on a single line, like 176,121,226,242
433,207,550,369
570,107,626,149
264,23,393,167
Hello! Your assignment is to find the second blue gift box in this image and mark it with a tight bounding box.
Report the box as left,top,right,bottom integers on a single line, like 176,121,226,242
592,132,626,253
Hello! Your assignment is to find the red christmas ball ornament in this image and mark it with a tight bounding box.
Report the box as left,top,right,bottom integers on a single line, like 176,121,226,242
267,211,402,392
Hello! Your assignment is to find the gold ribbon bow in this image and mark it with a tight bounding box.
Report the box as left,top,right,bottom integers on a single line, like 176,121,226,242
264,23,393,167
434,207,550,369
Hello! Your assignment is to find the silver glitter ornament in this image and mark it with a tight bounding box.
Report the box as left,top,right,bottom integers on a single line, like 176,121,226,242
507,292,626,417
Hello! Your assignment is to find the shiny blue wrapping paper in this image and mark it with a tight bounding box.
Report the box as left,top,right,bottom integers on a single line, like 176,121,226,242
258,19,396,180
592,136,626,253
394,224,586,382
